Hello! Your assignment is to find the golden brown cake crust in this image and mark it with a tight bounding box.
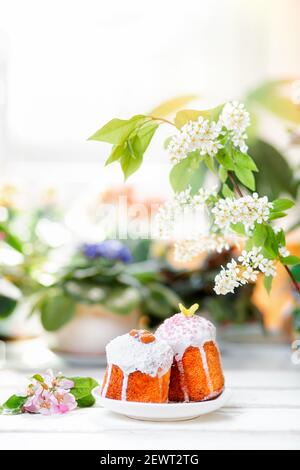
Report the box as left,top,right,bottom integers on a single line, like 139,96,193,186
101,365,171,403
102,365,123,400
168,359,185,402
169,341,224,402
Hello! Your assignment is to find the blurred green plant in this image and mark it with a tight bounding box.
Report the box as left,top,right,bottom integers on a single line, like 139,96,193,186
0,200,63,323
30,239,180,331
245,79,300,200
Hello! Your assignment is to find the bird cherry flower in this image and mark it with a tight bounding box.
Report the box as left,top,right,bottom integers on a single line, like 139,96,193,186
214,247,277,295
211,193,273,231
155,186,217,240
219,101,250,153
279,246,290,258
167,116,223,164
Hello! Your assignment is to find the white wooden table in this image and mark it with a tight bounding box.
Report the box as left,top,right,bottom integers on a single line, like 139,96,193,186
0,341,299,450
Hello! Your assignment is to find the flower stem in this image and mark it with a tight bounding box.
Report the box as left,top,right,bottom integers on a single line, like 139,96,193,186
228,171,244,197
228,170,300,296
284,264,300,295
149,116,176,127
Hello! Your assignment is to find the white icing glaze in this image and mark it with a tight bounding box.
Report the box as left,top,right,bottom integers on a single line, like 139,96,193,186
121,373,129,401
105,333,173,378
101,364,112,397
199,345,213,393
176,359,189,402
156,313,216,360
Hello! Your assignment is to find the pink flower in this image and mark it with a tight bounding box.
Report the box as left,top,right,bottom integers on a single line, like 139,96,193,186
24,389,77,415
56,378,74,390
40,370,73,389
24,391,57,415
53,389,77,414
22,371,76,415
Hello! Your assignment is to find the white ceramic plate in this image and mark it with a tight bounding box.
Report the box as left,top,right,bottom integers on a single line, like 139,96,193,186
93,388,231,422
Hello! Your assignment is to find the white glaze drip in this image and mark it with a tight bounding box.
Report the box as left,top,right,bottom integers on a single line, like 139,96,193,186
101,364,112,397
199,344,213,393
176,358,189,402
121,372,129,401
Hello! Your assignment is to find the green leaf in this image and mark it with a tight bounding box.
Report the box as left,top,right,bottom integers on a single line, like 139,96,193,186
0,224,24,253
75,395,95,407
0,395,27,415
281,255,300,265
174,105,223,129
215,150,235,171
120,148,143,180
169,154,206,193
234,166,256,191
233,151,258,172
103,286,140,315
231,222,246,235
69,377,98,408
248,139,298,200
276,229,286,246
32,374,44,383
40,293,76,331
264,276,273,294
252,223,268,246
105,144,125,166
130,121,159,156
291,264,300,282
0,296,18,319
218,166,228,183
88,115,146,144
246,80,300,123
268,211,287,221
144,283,180,319
222,183,235,198
272,199,295,212
204,155,216,173
263,226,279,259
118,121,158,180
245,238,254,251
174,110,205,129
164,136,173,149
150,95,198,118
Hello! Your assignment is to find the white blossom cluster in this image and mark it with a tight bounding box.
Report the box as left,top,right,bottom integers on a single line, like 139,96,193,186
167,117,223,164
219,101,250,153
214,247,276,295
238,247,276,277
167,101,250,164
155,186,216,239
174,234,231,263
211,193,273,231
279,246,290,258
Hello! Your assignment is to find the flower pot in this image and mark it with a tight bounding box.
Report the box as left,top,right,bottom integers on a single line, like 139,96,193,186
48,303,139,360
0,299,42,341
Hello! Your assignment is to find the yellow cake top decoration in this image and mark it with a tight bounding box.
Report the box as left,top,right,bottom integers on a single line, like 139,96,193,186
179,303,199,317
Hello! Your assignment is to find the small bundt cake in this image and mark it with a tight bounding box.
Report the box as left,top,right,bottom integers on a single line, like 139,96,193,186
156,303,224,402
101,329,173,403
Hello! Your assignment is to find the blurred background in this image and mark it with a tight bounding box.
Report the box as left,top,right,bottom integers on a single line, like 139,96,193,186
0,0,300,370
